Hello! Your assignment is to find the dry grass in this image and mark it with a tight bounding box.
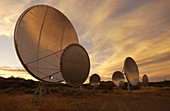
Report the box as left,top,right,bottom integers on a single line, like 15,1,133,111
0,91,100,111
0,94,67,111
0,87,170,111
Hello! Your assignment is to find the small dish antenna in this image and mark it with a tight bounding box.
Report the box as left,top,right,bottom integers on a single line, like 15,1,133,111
89,74,101,88
112,71,125,86
124,57,139,86
124,57,139,92
60,44,90,87
142,74,149,87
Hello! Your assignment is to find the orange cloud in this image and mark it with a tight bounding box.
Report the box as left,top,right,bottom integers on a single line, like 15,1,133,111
1,0,170,82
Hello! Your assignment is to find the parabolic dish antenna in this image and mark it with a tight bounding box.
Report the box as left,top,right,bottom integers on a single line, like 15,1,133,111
142,74,149,86
124,57,139,86
89,74,101,87
14,5,79,83
60,44,90,87
112,71,125,86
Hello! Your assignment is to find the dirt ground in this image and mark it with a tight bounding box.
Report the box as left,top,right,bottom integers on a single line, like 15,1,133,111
0,87,169,111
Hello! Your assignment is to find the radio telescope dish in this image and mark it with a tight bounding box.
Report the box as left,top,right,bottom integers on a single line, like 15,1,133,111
14,5,79,83
124,57,139,86
60,44,90,87
142,74,149,86
90,74,101,87
112,71,125,86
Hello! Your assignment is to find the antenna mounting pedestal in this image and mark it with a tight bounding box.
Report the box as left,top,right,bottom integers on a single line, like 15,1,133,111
31,82,54,103
127,82,131,93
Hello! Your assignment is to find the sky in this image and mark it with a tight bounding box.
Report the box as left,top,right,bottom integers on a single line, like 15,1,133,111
0,0,170,82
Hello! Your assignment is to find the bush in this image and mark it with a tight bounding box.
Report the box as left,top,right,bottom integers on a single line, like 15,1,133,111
24,88,35,94
102,89,108,94
3,87,16,94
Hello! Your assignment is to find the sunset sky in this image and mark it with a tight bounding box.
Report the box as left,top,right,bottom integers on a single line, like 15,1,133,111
0,0,170,82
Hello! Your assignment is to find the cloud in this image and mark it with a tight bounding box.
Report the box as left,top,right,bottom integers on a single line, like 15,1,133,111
0,66,26,72
0,66,38,80
0,0,31,37
0,0,169,82
81,0,170,82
